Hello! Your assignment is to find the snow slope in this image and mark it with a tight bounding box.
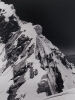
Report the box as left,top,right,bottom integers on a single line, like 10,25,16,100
45,88,75,100
0,1,75,100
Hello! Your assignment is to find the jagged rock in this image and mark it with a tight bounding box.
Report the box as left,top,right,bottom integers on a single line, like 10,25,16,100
52,67,64,93
34,69,38,76
37,75,51,96
30,67,34,79
34,24,42,35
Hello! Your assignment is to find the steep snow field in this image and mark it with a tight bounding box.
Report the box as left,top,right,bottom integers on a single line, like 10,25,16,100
0,1,75,100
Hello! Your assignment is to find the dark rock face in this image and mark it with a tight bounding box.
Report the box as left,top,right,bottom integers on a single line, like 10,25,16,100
37,74,52,96
52,67,64,93
0,14,20,43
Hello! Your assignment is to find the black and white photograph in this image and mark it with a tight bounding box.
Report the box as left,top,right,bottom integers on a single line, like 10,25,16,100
0,0,75,100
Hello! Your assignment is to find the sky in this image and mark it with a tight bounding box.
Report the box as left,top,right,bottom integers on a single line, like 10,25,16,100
2,0,75,55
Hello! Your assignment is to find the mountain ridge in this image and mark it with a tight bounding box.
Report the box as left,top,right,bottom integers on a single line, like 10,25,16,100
0,1,75,100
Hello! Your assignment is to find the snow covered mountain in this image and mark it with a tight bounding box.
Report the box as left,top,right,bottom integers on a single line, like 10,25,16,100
0,1,75,100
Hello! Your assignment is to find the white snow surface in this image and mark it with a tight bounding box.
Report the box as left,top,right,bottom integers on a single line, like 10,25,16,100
16,54,48,100
0,66,13,100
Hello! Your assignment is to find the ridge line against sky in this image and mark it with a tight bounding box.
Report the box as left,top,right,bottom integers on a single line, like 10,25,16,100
1,0,75,55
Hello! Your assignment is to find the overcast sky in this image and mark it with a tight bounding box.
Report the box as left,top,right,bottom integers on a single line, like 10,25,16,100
2,0,75,55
